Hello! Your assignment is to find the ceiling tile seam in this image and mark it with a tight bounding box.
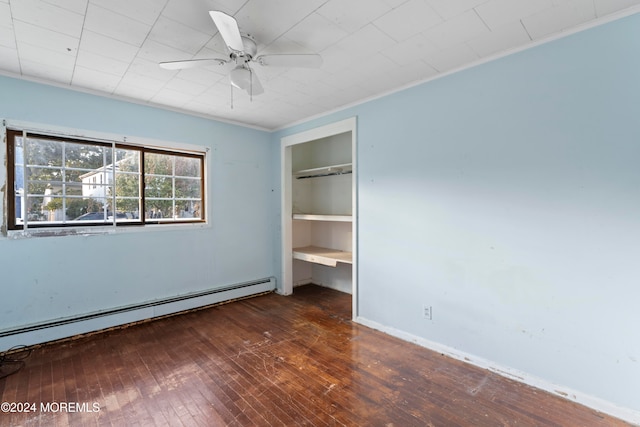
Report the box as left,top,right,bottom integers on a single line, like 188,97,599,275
152,29,221,63
593,0,608,18
40,0,84,15
520,19,534,41
152,13,214,53
11,17,80,41
113,0,172,99
464,7,524,60
78,29,141,61
13,35,79,57
259,1,332,52
89,0,168,28
426,1,446,21
159,47,227,108
370,4,445,45
462,41,482,66
519,2,598,41
11,2,85,39
151,38,212,60
193,33,223,59
229,0,251,18
230,0,257,50
418,48,442,74
70,0,90,87
7,2,22,75
577,2,600,28
376,47,440,74
369,21,395,44
473,6,492,32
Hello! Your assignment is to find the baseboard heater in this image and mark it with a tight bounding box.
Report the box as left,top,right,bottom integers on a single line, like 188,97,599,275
0,277,276,338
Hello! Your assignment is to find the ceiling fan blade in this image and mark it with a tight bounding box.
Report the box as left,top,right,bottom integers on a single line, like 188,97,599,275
256,54,323,68
159,58,227,70
209,11,244,53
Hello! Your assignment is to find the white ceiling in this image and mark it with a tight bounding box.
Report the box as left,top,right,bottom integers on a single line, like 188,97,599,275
1,0,639,130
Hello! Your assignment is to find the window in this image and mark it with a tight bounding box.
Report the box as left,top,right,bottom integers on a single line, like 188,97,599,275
6,129,205,230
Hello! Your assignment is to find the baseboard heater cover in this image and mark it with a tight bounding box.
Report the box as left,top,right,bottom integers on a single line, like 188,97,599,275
0,277,276,338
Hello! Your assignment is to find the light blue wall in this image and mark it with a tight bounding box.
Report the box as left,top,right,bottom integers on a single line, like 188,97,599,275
0,76,276,341
273,14,640,413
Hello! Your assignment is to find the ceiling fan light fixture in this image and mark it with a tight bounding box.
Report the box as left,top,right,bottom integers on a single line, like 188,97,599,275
230,65,251,90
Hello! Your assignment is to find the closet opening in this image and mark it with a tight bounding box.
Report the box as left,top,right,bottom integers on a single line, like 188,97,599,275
281,118,357,319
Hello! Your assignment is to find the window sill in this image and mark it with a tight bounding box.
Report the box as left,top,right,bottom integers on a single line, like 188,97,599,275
5,221,209,240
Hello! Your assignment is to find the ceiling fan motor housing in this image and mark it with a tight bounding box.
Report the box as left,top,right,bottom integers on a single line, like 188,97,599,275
232,35,257,62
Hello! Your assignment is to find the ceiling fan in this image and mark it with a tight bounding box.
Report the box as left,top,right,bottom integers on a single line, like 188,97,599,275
159,11,323,103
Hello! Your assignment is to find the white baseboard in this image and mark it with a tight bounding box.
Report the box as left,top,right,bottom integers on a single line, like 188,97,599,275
355,316,640,426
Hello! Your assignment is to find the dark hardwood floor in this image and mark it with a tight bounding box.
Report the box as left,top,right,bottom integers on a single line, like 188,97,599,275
0,285,631,426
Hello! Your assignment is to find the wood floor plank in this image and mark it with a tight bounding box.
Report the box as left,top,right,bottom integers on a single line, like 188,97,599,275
187,336,288,425
0,285,633,426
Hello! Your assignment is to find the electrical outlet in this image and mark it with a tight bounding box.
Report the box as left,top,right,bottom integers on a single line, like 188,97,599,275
422,305,432,320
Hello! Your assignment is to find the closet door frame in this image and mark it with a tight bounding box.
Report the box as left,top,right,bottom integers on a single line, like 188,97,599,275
280,117,358,319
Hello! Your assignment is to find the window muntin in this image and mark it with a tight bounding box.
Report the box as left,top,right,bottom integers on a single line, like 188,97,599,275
6,130,205,230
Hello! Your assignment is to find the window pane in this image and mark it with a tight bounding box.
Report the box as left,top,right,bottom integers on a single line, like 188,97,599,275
27,181,58,196
145,152,173,175
174,201,201,219
25,138,63,167
146,201,173,219
145,176,172,198
65,142,109,169
115,199,141,221
70,198,110,222
27,166,63,184
175,156,201,177
116,149,140,172
175,177,201,199
116,173,140,197
65,197,103,220
67,168,100,183
24,195,47,223
30,184,62,200
64,183,84,196
42,196,64,221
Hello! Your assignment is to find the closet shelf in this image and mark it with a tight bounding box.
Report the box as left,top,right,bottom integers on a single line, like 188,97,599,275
293,214,352,222
294,163,352,179
293,246,353,267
